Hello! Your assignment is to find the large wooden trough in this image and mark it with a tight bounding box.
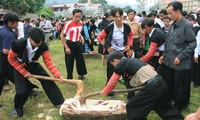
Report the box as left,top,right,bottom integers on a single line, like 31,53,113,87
29,75,143,120
60,98,127,120
59,86,144,120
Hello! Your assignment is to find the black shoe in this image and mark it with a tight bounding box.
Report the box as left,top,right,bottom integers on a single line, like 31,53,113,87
78,75,86,80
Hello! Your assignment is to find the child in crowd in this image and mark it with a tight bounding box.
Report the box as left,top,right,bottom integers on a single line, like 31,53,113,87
162,16,171,33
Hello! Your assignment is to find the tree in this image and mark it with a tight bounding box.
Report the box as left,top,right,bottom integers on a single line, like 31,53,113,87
122,6,132,13
0,0,45,15
102,5,116,13
26,0,36,13
149,0,162,11
78,0,107,5
94,0,107,5
149,3,160,11
78,0,87,3
37,7,54,19
136,0,146,11
0,0,30,15
35,0,45,11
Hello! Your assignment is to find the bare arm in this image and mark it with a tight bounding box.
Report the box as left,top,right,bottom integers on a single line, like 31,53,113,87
3,49,9,54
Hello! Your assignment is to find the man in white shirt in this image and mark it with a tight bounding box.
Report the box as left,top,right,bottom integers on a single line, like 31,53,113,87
18,20,24,39
39,15,52,45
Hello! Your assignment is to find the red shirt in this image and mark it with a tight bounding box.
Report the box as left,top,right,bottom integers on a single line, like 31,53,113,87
62,20,82,42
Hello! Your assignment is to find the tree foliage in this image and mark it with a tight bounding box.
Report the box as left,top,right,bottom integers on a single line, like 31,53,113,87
0,0,30,15
35,0,45,12
102,5,115,13
25,0,36,13
149,3,160,11
37,7,54,19
0,0,45,15
122,6,132,13
136,0,146,11
78,0,107,5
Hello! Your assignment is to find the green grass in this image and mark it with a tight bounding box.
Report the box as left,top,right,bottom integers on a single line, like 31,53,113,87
0,40,200,120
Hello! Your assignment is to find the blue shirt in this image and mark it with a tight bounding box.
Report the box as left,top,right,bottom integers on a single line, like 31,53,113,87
0,25,16,54
24,24,32,38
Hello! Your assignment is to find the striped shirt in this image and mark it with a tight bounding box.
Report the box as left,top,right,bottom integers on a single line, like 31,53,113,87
62,20,82,42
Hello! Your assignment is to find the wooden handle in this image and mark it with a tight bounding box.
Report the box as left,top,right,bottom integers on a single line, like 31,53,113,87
30,75,83,96
79,86,144,105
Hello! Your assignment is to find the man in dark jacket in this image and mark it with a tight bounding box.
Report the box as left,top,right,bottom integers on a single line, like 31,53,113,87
158,1,196,110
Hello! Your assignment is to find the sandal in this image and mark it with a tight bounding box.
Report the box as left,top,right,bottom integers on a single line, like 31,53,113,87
11,109,20,118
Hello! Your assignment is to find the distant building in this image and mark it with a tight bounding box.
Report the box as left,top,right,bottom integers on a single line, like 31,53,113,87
160,0,200,12
50,0,103,17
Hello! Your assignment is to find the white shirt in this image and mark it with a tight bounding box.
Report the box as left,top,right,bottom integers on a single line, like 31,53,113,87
18,21,24,39
194,23,200,57
111,22,125,51
149,28,155,37
155,18,164,28
95,18,102,27
27,38,39,62
131,51,135,58
39,20,52,33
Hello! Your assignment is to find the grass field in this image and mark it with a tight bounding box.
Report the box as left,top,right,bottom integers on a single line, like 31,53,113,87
0,40,199,120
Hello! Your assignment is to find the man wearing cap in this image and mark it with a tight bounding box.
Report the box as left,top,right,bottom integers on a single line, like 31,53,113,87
8,27,65,117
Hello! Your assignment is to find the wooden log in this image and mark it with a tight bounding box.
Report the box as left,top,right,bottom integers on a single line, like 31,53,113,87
60,99,127,120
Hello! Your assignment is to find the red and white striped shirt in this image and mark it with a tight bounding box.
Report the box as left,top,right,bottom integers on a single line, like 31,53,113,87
62,20,82,42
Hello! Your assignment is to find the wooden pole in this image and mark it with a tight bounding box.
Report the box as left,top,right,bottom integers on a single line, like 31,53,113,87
79,86,144,105
30,75,83,96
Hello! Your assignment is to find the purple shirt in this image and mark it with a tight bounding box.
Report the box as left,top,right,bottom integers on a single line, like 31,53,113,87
0,25,16,54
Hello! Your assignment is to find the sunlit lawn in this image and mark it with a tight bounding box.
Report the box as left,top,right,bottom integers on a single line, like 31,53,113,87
0,40,199,120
